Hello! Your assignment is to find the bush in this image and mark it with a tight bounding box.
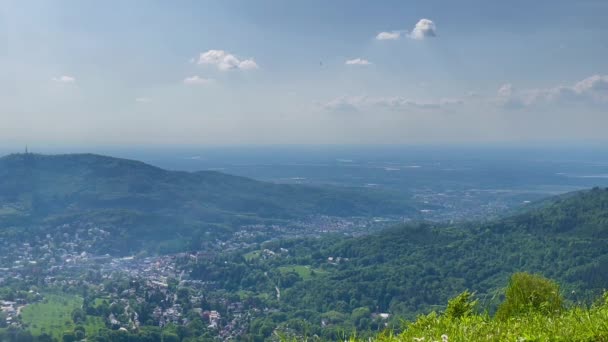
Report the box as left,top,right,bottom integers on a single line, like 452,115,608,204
445,291,477,320
496,272,562,320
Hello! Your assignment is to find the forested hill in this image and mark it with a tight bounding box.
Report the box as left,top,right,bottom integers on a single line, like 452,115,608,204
498,187,608,236
0,153,413,247
268,188,608,324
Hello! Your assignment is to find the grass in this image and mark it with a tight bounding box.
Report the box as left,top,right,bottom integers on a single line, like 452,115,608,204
0,206,21,216
277,302,608,342
244,250,261,261
237,290,270,301
366,305,608,342
366,274,608,342
93,297,110,308
20,293,105,340
277,265,328,280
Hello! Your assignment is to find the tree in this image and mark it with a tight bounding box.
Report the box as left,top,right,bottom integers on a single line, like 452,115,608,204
37,333,54,342
0,312,7,328
62,331,76,342
161,332,179,342
15,331,33,342
71,308,86,325
351,307,371,329
74,326,86,340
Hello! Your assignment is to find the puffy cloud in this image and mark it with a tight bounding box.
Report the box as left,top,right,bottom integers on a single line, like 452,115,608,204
409,19,437,40
345,58,372,66
237,59,259,70
497,75,608,108
376,31,401,40
52,75,75,83
572,75,608,100
498,84,514,97
197,50,258,71
183,75,214,85
375,19,436,41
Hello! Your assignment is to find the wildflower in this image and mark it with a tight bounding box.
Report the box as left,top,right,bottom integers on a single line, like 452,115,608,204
441,334,448,342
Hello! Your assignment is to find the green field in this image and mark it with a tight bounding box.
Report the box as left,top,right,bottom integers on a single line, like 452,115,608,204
277,265,328,280
93,297,110,308
236,290,270,301
20,294,105,340
244,250,261,261
0,206,21,216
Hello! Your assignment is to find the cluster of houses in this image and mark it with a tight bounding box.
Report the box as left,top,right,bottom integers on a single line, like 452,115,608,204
0,215,398,340
327,256,349,265
0,300,20,327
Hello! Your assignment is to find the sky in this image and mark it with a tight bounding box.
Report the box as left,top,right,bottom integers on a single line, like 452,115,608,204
1,0,607,146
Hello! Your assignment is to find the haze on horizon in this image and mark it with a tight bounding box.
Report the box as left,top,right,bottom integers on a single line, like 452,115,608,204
1,0,607,146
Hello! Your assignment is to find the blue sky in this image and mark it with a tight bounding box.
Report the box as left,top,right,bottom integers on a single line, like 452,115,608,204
1,0,607,146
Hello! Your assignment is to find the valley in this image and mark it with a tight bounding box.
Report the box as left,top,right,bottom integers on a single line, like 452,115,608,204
1,153,608,340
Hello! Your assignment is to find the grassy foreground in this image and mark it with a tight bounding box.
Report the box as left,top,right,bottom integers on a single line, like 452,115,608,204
365,273,608,342
368,305,608,342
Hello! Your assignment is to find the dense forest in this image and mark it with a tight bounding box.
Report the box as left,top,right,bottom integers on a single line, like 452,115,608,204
177,187,608,339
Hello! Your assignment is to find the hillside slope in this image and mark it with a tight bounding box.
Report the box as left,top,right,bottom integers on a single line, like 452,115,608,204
270,188,608,320
0,153,413,250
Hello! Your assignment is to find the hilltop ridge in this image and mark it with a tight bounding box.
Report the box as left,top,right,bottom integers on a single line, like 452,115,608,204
0,153,414,253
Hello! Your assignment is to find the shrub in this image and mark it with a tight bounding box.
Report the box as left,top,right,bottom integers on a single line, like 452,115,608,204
496,272,562,320
445,291,478,320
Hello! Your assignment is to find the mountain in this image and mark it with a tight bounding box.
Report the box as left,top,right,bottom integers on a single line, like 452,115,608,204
236,187,608,325
0,153,414,252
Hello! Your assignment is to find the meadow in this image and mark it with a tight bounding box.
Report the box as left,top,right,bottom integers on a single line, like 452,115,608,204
20,294,105,340
277,265,328,280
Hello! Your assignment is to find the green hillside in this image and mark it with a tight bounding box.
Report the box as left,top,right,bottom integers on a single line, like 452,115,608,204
280,188,608,319
0,153,413,251
198,188,608,339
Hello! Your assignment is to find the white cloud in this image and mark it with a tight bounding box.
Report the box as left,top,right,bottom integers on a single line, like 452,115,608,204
322,96,363,112
135,97,152,103
183,76,214,85
52,75,75,83
375,19,436,41
322,95,463,112
345,58,372,66
409,19,437,40
572,75,608,100
376,31,401,40
197,50,258,71
497,75,608,108
496,83,525,109
438,98,466,106
498,83,514,97
237,59,259,70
